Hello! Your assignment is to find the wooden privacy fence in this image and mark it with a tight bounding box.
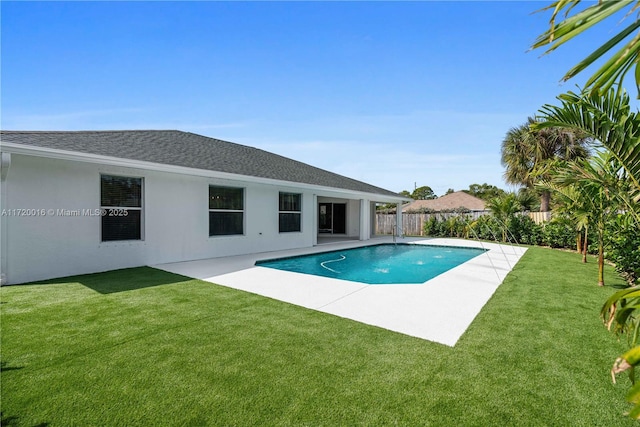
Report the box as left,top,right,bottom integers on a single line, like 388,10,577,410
376,211,551,236
528,211,551,224
376,211,488,236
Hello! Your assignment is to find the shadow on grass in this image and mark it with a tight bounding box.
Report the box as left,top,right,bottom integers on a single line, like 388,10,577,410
1,413,48,427
30,267,194,294
610,283,629,289
0,361,24,372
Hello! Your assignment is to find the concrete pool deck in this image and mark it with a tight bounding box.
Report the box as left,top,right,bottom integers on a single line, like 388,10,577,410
154,237,527,346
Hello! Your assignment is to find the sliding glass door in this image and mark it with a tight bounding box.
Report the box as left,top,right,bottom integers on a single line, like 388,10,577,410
318,203,346,234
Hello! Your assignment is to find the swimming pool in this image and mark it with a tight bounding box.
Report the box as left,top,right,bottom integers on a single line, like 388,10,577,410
256,244,487,285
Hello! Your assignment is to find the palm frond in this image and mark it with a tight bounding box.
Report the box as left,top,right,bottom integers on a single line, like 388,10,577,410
531,0,640,96
535,87,640,207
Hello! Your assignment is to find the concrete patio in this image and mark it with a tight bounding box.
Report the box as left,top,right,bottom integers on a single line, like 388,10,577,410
154,237,527,346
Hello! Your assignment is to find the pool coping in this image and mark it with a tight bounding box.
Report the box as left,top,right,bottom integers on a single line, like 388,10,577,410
254,242,487,264
154,237,527,346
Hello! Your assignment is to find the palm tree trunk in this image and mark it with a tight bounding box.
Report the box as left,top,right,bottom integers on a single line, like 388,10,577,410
582,227,588,264
577,231,582,253
597,226,604,287
540,190,551,212
598,248,605,286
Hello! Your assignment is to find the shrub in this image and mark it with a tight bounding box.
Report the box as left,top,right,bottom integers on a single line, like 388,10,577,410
423,217,441,237
422,215,473,238
422,211,581,251
509,215,543,246
445,216,468,238
542,219,575,249
604,213,640,285
469,215,501,241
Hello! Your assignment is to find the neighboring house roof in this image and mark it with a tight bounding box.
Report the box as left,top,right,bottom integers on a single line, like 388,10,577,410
1,130,405,199
402,191,486,212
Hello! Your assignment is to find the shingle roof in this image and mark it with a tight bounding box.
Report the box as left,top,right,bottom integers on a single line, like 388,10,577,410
402,191,486,212
1,130,403,198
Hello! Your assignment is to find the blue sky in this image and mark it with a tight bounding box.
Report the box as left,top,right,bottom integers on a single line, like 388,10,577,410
0,1,623,195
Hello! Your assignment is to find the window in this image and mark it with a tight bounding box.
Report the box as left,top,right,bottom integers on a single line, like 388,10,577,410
209,186,244,236
279,192,301,232
100,175,143,241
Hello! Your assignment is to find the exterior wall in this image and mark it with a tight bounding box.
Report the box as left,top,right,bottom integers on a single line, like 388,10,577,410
4,154,374,284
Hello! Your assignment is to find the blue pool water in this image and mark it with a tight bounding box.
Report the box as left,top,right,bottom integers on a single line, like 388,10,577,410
256,244,487,285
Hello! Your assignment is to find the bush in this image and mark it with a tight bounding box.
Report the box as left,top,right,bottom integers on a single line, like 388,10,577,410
542,219,575,249
423,215,470,238
469,215,502,241
604,213,640,285
445,216,468,238
423,217,442,237
423,212,574,250
508,215,543,246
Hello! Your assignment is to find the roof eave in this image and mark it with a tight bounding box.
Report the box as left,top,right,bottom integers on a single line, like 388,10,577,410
1,142,407,202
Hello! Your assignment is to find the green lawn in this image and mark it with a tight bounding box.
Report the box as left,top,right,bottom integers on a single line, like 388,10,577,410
0,247,636,426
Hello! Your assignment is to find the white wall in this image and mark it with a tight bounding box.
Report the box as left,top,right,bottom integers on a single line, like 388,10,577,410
4,154,344,284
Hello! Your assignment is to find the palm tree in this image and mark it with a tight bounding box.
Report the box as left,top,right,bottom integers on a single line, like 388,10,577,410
486,193,522,242
542,152,628,285
501,117,591,212
515,188,539,212
538,180,590,261
535,87,640,212
531,0,640,97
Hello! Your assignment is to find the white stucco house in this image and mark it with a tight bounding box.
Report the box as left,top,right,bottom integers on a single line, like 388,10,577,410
0,130,409,284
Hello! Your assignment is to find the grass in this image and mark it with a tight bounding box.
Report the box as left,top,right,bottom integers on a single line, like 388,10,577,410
0,247,637,426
